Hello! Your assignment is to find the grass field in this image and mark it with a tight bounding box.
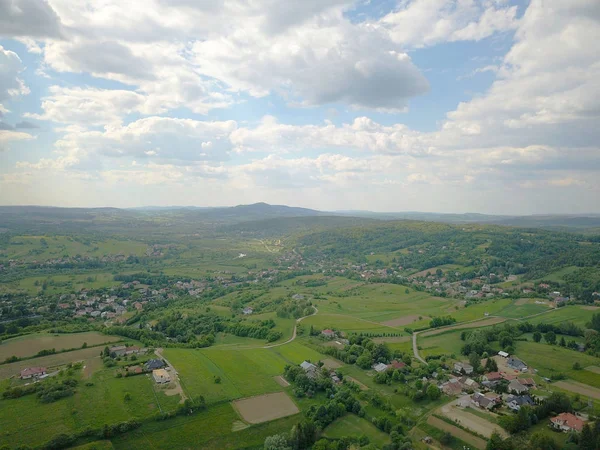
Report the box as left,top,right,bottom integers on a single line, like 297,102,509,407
302,313,399,335
419,329,465,357
324,414,390,447
0,332,122,360
513,341,600,388
110,403,300,450
526,305,594,328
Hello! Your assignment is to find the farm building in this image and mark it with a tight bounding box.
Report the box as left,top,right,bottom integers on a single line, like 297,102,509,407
152,369,171,384
551,413,584,432
145,359,166,370
20,367,47,379
300,361,318,379
321,329,336,338
498,351,509,358
372,362,388,373
242,307,253,315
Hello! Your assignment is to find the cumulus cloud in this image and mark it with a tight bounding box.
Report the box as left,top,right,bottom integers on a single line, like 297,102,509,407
0,0,63,39
378,0,518,48
0,46,30,109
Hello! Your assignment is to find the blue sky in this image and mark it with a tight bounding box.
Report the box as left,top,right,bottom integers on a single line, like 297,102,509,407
0,0,599,214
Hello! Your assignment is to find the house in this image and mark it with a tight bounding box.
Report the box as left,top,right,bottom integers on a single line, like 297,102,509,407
145,359,166,370
388,360,406,370
454,361,474,375
483,372,503,382
471,392,499,410
110,345,127,356
300,361,319,379
152,369,171,384
441,378,463,396
498,351,509,358
508,379,528,394
550,413,584,432
460,377,479,391
373,362,388,373
507,357,527,372
519,378,536,388
321,329,336,339
506,394,534,411
242,306,253,315
20,367,47,379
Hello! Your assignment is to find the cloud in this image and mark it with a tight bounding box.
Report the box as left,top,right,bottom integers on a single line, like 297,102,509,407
0,0,63,39
14,120,39,129
0,46,30,110
0,129,34,151
0,122,14,130
378,0,518,48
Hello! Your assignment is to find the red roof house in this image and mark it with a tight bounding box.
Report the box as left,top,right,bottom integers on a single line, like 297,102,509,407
551,413,584,432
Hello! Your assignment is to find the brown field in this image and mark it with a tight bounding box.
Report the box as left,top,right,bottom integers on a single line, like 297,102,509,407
553,381,600,400
382,315,428,327
0,346,115,379
233,392,299,424
274,375,290,387
322,359,343,370
585,366,600,375
345,376,368,390
0,332,121,360
372,336,411,344
582,306,600,311
426,416,486,450
438,402,507,439
82,356,103,379
420,317,506,337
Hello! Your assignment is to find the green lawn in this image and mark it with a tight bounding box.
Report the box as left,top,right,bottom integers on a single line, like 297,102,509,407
323,414,390,447
419,329,464,357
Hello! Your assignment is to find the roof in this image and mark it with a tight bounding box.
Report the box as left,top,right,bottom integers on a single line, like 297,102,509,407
146,359,165,370
153,369,170,378
508,379,528,392
498,351,509,357
551,413,584,432
20,367,46,376
300,361,317,371
321,329,335,335
389,360,406,370
507,395,534,406
485,371,502,381
373,362,388,372
508,357,527,369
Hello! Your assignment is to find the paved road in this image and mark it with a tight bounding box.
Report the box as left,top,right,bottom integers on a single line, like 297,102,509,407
263,306,318,348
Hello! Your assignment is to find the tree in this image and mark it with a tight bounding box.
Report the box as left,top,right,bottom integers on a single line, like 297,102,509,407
439,432,453,445
469,352,482,373
544,331,556,345
426,384,441,400
528,433,558,450
559,336,566,347
124,392,132,402
485,357,498,372
532,331,542,343
573,362,581,370
214,376,221,384
264,434,291,450
586,312,600,332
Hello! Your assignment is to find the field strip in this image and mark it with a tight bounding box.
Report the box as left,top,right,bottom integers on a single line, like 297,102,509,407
585,366,600,374
438,403,507,439
426,416,486,450
232,392,299,424
553,381,600,400
420,317,507,338
200,352,243,400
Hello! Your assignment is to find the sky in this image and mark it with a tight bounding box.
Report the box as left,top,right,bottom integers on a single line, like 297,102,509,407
0,0,599,214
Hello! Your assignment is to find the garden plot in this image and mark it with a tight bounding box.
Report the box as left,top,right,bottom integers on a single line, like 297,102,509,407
232,392,299,424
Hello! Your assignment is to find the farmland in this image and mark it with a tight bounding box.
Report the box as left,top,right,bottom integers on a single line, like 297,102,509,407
0,332,122,360
233,392,299,424
324,414,390,447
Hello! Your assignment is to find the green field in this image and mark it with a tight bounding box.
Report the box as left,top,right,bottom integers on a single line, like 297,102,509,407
302,313,398,335
419,329,464,357
324,414,390,447
525,305,596,328
110,403,300,450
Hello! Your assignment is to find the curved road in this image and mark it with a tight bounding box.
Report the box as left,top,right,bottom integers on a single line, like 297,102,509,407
263,306,318,348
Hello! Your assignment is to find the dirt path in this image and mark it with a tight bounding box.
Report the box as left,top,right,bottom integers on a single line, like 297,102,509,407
426,416,487,450
155,348,188,403
263,306,318,348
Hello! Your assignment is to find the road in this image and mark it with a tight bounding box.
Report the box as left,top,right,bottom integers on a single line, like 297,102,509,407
263,306,318,348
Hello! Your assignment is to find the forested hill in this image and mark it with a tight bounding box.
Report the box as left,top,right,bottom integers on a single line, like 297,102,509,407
297,220,600,286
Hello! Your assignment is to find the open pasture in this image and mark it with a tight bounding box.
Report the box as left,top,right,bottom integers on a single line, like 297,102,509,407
324,414,390,447
525,305,593,328
2,271,125,295
514,341,600,388
301,313,396,335
382,315,428,327
233,392,299,424
110,403,299,450
0,332,121,360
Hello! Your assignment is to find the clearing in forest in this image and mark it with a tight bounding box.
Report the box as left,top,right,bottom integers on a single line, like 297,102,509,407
232,392,299,424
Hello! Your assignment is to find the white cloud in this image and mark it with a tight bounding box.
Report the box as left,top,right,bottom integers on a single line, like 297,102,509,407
378,0,518,48
0,46,30,110
0,0,63,39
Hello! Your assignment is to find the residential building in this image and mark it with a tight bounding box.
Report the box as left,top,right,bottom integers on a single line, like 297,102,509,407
506,395,534,411
20,367,47,379
388,360,406,370
321,329,336,338
551,413,584,432
507,357,527,372
483,372,502,383
471,392,499,410
508,379,528,394
300,361,319,379
152,369,171,384
454,361,474,374
145,359,166,370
